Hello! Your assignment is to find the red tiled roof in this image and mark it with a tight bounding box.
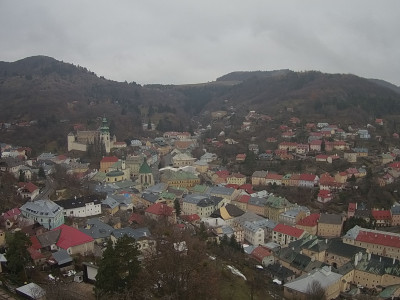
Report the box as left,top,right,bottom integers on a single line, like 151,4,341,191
28,246,45,260
56,154,68,160
299,174,317,181
30,236,42,250
273,223,304,238
266,173,283,180
251,246,272,262
145,202,173,216
356,230,400,248
216,170,230,179
238,195,251,203
225,184,239,189
2,208,21,219
53,224,94,249
320,173,335,183
372,210,391,220
318,190,331,197
18,182,39,193
230,173,245,178
239,184,254,194
100,156,119,163
309,139,323,145
389,162,400,169
348,203,357,213
296,213,320,227
129,213,144,224
181,214,200,222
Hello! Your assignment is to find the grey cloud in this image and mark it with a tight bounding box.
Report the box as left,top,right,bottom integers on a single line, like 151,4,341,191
0,0,399,85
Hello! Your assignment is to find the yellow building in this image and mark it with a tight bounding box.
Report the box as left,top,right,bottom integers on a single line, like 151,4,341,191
161,170,200,189
226,173,246,185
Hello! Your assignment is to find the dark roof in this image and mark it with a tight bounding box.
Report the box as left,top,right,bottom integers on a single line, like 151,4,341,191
326,238,365,258
56,195,100,209
264,263,295,280
318,213,343,224
36,229,61,248
141,193,159,203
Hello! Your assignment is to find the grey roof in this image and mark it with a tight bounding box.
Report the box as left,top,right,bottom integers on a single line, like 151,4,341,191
141,193,160,204
243,219,277,233
198,196,223,207
101,196,119,209
207,186,235,196
243,245,256,255
265,263,295,280
36,229,61,247
252,170,268,178
284,266,342,292
80,218,114,239
20,199,63,217
248,197,267,207
112,227,151,240
234,211,265,227
343,225,362,240
356,254,400,276
144,183,168,194
52,249,73,265
318,213,343,225
326,238,365,258
289,235,330,253
112,194,132,205
184,194,209,204
16,283,46,298
391,205,400,215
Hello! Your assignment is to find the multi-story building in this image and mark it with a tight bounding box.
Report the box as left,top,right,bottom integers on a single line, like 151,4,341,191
20,200,64,230
251,170,268,186
317,213,343,238
265,195,293,222
57,195,101,218
160,169,200,189
343,226,400,260
272,223,305,246
226,173,246,185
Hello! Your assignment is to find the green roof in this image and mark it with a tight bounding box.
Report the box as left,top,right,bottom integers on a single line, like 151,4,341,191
191,184,208,193
139,161,152,174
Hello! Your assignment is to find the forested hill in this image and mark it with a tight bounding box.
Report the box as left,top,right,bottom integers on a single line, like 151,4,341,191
1,56,400,152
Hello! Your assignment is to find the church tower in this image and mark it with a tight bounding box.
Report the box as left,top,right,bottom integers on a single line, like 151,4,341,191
139,159,154,189
100,117,111,154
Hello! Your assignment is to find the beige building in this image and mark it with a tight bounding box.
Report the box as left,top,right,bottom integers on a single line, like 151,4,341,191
172,152,196,167
317,214,343,238
283,266,343,300
226,173,246,185
343,226,400,260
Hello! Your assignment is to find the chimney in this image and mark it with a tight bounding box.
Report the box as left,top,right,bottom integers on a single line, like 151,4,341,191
393,258,396,265
368,252,371,261
325,239,328,244
354,255,358,266
380,257,382,262
356,202,358,209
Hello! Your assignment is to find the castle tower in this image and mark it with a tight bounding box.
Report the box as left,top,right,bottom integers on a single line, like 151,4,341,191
139,160,154,189
100,117,111,154
67,132,76,152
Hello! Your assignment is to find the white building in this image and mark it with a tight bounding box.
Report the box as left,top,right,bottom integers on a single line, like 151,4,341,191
56,196,102,218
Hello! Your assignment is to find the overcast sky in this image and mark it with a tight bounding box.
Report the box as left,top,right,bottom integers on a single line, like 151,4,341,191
1,1,399,85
